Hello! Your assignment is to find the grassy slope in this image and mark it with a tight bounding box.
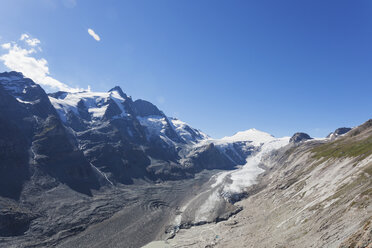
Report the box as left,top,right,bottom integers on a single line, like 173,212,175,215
311,119,372,161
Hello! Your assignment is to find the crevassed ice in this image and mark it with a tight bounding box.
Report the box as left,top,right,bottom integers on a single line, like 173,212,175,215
137,115,168,135
170,118,209,142
49,90,127,122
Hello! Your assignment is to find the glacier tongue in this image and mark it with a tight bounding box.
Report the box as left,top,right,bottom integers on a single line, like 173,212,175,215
219,136,290,194
174,130,290,225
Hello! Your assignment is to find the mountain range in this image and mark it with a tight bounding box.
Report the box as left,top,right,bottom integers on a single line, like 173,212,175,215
0,71,243,198
0,71,370,248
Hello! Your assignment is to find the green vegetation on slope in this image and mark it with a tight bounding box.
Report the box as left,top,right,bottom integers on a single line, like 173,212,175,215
311,134,372,161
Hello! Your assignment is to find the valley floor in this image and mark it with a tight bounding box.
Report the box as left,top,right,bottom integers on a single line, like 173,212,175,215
56,170,218,248
1,170,224,248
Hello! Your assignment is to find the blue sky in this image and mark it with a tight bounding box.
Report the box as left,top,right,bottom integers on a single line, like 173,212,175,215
0,0,371,138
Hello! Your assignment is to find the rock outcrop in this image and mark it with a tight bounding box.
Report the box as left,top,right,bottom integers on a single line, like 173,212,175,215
327,127,352,139
289,132,312,143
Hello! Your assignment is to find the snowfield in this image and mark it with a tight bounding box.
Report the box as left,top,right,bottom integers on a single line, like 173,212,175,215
174,129,290,225
49,90,128,122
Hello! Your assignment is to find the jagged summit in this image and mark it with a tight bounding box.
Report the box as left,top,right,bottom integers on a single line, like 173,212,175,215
0,71,24,80
47,83,208,145
108,86,128,99
0,71,57,118
0,71,38,96
326,127,352,139
49,89,129,123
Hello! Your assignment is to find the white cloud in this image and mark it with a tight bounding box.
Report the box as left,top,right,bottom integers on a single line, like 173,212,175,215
0,34,83,92
88,28,101,41
20,34,29,40
20,33,41,47
1,43,11,49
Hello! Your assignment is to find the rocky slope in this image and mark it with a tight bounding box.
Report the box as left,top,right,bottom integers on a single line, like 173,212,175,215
162,119,372,248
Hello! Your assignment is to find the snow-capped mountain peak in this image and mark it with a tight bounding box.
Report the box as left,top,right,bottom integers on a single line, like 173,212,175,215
0,71,36,94
47,84,209,145
0,71,24,81
48,89,129,122
0,71,43,104
220,128,275,146
108,86,129,100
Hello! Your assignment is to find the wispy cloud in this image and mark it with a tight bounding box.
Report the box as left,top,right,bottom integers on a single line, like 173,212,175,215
0,34,84,92
88,28,101,41
20,34,40,47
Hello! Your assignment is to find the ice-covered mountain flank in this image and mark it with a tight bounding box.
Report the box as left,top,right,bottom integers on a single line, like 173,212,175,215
47,85,212,184
0,71,370,248
0,72,282,245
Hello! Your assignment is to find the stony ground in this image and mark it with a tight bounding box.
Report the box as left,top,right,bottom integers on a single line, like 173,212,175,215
164,144,372,248
0,170,224,248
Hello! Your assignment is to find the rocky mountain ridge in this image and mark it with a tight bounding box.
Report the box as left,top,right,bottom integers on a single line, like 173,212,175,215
0,71,280,247
0,71,246,196
0,71,369,248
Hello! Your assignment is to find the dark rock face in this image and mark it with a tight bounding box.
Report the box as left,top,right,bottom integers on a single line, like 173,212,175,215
224,142,256,165
334,127,351,136
289,132,312,143
0,115,29,200
181,143,237,171
0,200,36,237
133,99,163,117
326,127,352,139
0,211,34,237
32,115,100,195
0,72,100,199
109,86,128,99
